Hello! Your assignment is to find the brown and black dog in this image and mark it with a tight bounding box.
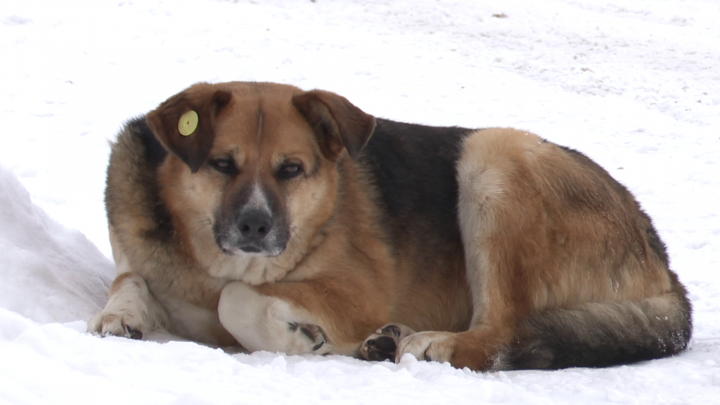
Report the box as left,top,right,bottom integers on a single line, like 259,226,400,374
88,81,691,370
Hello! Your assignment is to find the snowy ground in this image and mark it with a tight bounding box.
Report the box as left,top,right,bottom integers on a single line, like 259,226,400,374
1,0,719,403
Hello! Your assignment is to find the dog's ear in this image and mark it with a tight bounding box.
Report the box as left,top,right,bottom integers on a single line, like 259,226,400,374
292,90,376,161
146,84,233,173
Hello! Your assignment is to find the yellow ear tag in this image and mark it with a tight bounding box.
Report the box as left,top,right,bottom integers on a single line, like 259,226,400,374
178,110,199,136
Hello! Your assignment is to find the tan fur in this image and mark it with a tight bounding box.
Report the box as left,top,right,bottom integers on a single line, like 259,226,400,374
91,82,398,353
91,82,689,371
397,128,679,369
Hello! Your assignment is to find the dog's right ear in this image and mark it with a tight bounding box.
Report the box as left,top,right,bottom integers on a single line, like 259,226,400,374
146,84,232,173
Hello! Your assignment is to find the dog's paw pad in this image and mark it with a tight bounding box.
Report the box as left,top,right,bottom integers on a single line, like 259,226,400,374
364,336,397,361
125,324,143,340
361,323,415,362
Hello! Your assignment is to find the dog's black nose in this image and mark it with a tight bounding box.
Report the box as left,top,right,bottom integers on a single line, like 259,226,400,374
238,209,274,241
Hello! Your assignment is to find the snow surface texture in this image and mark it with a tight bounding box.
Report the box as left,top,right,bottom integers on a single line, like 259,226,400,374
1,0,719,403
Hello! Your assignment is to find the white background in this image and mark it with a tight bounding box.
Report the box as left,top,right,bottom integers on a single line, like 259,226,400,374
1,0,719,403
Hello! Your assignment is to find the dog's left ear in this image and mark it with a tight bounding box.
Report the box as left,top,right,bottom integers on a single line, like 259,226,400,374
292,90,376,161
146,84,233,173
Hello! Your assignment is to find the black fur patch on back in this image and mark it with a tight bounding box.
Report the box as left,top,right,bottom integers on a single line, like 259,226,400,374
135,117,173,243
360,119,472,266
106,116,173,243
133,116,168,166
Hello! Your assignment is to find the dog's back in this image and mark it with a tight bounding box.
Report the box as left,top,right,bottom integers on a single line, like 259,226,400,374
383,126,692,369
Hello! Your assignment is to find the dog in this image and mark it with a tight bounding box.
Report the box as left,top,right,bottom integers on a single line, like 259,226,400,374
88,81,692,370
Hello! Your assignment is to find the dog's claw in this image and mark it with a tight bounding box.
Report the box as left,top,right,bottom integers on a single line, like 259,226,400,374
292,322,327,353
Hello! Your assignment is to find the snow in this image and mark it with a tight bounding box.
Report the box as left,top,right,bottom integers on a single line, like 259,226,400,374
0,165,112,325
1,0,719,403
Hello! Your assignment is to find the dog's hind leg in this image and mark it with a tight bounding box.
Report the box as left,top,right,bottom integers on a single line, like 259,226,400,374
395,128,691,370
88,272,169,340
395,128,553,369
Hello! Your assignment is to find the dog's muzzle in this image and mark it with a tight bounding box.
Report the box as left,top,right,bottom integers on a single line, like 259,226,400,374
236,209,274,253
214,208,289,257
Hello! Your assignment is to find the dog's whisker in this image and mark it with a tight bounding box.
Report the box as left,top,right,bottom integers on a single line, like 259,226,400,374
189,218,213,233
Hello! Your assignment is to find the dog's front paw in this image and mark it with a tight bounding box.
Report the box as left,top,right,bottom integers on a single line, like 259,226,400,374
88,310,145,340
219,282,334,355
88,272,169,341
360,323,416,361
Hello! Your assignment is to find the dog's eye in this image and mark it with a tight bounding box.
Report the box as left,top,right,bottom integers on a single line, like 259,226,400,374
209,159,235,174
278,163,303,179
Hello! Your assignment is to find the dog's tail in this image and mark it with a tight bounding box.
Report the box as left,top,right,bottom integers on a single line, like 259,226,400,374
494,274,692,370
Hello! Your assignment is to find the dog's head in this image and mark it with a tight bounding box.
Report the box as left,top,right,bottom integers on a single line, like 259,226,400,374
146,82,375,278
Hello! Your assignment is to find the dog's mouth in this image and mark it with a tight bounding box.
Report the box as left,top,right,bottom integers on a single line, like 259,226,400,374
214,226,289,258
239,246,262,254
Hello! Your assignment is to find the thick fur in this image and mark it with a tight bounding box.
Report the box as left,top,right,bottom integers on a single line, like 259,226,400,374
89,81,691,370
